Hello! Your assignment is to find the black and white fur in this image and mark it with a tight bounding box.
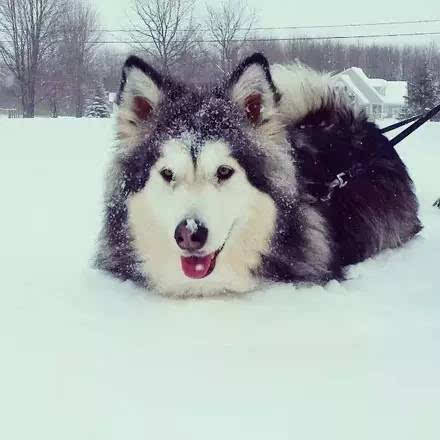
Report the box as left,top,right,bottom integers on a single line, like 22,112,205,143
95,53,421,296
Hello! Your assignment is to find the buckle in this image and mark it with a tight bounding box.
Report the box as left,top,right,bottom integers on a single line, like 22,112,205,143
335,172,348,188
321,172,348,202
328,172,347,190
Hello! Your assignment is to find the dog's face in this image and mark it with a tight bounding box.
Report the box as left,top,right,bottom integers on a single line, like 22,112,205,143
114,55,297,296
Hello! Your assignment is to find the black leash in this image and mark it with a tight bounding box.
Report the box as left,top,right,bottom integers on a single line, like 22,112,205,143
387,103,440,147
379,114,422,134
321,103,440,202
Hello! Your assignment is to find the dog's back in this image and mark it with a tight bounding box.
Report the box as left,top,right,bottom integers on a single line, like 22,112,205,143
270,64,422,267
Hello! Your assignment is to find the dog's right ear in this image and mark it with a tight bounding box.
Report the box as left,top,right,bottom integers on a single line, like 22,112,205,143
228,53,280,126
116,56,163,148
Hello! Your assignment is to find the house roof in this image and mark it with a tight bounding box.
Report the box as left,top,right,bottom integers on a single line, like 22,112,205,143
336,74,369,105
347,67,385,105
333,67,408,109
369,78,387,88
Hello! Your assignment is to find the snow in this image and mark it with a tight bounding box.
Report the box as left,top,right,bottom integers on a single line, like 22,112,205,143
1,117,439,439
186,218,199,234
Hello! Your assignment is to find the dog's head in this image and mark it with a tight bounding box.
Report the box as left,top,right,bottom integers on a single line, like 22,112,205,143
113,53,297,296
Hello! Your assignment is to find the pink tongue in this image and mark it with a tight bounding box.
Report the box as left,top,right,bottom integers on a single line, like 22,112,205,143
181,254,215,279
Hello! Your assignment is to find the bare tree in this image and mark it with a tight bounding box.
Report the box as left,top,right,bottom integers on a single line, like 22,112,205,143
128,0,197,74
36,0,100,117
39,42,66,117
0,60,20,110
95,47,128,93
242,37,286,64
60,0,100,117
0,0,66,117
205,0,256,77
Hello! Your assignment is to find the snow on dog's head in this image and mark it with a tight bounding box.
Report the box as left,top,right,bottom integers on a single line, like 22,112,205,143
98,54,297,296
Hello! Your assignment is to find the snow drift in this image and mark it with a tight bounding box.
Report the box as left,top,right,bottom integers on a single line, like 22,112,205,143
0,117,439,439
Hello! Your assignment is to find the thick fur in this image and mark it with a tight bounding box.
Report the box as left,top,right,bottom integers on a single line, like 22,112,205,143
95,53,421,296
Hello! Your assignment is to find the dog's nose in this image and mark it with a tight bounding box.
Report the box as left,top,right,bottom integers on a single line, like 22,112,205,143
174,219,208,251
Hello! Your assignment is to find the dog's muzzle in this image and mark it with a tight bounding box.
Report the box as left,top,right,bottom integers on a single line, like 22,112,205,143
174,218,217,279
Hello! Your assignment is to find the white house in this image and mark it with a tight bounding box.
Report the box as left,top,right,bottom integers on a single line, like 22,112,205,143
332,67,407,120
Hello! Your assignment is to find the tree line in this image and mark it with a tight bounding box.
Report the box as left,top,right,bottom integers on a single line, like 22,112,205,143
1,0,439,118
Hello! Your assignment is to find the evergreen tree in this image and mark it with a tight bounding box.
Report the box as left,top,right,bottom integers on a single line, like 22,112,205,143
399,59,440,121
85,81,110,118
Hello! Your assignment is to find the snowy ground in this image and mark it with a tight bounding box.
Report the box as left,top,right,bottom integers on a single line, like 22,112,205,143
0,117,439,439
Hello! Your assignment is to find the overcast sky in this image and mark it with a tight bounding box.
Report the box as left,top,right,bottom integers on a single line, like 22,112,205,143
93,0,440,46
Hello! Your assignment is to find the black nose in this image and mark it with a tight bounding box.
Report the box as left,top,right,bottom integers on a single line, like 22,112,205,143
174,219,208,251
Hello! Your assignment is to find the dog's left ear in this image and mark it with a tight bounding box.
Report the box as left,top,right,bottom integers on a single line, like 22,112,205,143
228,53,280,125
115,55,164,148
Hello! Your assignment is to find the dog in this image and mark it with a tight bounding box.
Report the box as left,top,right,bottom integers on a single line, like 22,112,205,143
95,53,421,296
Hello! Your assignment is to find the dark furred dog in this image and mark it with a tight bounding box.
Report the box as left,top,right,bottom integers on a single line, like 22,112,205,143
95,53,421,296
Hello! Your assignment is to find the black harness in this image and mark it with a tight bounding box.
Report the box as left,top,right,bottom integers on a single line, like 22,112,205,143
322,103,440,202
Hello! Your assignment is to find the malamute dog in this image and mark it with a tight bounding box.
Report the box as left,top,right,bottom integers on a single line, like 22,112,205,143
95,53,421,296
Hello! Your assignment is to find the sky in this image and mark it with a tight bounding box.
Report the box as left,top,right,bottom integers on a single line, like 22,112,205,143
93,0,440,46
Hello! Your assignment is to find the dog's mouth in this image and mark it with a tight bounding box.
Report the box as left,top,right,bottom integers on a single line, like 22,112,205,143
179,223,235,279
180,249,221,279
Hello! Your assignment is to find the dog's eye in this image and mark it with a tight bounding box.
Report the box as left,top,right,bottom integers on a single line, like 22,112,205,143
217,166,235,181
160,168,174,183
